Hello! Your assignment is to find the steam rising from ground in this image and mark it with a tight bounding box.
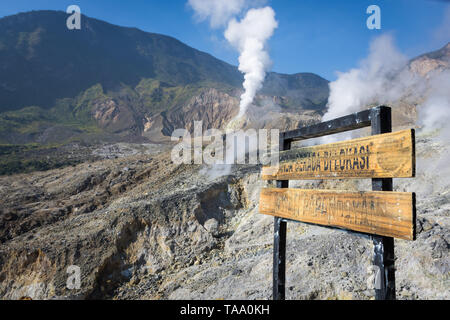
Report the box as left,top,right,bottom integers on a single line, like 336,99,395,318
187,0,279,180
188,0,278,121
323,34,450,140
418,70,450,139
322,34,450,194
323,35,411,121
225,7,278,119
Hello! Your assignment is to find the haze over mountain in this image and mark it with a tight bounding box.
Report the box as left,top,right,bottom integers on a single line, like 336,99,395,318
0,10,329,146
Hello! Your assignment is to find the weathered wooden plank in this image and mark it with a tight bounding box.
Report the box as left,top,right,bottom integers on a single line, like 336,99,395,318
259,188,416,240
262,129,415,180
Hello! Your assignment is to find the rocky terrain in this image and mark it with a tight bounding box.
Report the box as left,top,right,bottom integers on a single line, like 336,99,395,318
0,129,448,300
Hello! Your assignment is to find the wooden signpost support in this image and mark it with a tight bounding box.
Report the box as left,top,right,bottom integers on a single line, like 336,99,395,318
259,106,416,300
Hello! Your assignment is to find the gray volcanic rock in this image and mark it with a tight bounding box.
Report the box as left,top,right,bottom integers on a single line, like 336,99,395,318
0,132,448,300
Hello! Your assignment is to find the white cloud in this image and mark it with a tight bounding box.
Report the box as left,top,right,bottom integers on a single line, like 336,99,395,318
188,0,246,28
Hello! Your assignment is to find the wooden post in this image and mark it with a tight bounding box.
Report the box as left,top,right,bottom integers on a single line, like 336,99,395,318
370,106,396,300
264,106,411,300
273,135,290,300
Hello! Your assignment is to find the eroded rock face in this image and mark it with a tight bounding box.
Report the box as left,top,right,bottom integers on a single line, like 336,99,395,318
409,43,450,78
0,134,448,300
410,58,449,78
160,88,240,137
93,100,119,127
141,87,323,142
0,151,255,299
92,98,142,136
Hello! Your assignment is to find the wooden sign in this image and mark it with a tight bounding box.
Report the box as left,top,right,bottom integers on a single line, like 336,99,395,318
259,188,416,240
262,129,415,180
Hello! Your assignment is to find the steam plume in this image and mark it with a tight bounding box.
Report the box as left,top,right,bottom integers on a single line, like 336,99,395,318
323,35,411,121
188,1,278,120
225,7,278,119
321,33,450,198
323,34,450,140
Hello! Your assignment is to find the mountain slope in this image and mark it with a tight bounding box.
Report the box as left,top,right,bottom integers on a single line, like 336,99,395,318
0,10,244,111
409,42,450,77
0,10,330,111
0,10,330,147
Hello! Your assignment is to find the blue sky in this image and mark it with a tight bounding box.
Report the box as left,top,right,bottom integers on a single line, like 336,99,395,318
0,0,449,80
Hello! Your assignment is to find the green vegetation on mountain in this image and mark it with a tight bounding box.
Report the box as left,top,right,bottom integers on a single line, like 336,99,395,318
0,9,330,175
0,10,243,112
